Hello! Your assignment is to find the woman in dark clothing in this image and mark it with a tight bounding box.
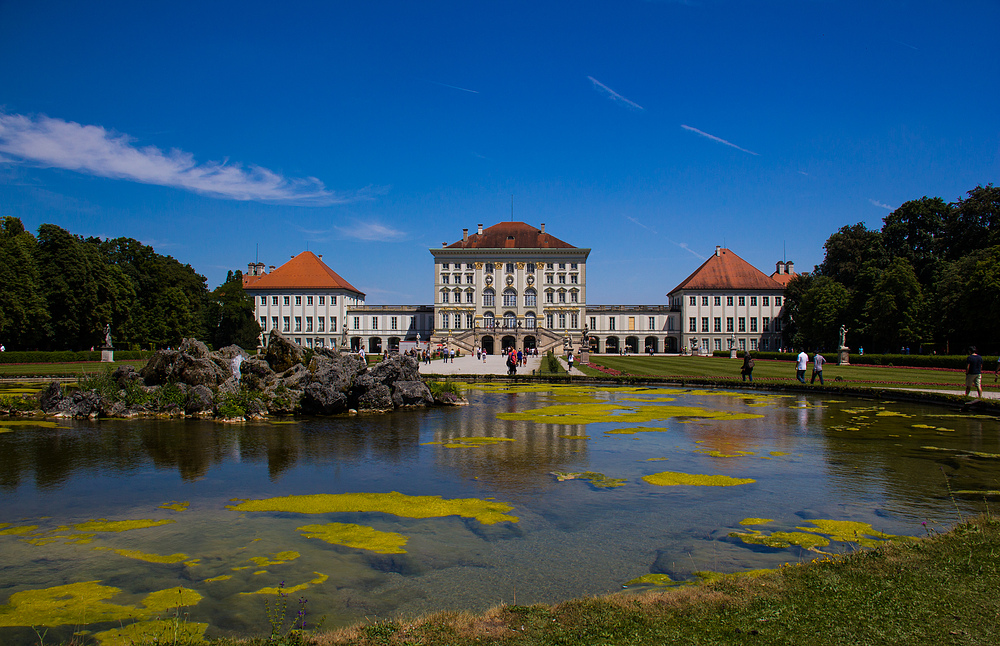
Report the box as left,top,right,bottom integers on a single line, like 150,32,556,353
741,351,755,382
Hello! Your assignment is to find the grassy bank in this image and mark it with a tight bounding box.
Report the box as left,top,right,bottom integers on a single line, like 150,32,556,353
0,359,148,378
293,515,1000,645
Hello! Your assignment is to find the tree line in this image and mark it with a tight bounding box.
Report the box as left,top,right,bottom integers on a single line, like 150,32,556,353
782,184,999,355
0,217,260,351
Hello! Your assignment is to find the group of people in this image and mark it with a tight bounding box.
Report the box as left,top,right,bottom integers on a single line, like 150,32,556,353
738,349,827,384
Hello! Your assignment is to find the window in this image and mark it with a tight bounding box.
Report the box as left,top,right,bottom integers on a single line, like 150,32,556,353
485,263,495,273
306,317,313,332
558,313,566,328
318,317,325,332
546,313,554,327
726,317,734,332
442,262,449,270
284,296,290,306
559,263,566,270
546,274,554,284
750,296,757,306
319,296,325,305
260,296,266,305
454,289,462,303
714,317,722,332
570,274,578,284
775,296,782,306
762,338,769,350
763,318,769,331
295,296,302,305
484,312,495,327
371,317,378,330
441,291,449,303
503,289,516,307
762,296,770,306
545,290,554,304
751,339,758,350
466,314,473,328
525,289,536,307
467,263,474,270
504,312,516,328
668,317,674,331
689,317,697,332
558,291,566,303
271,296,278,306
295,338,301,345
571,291,578,303
774,317,782,331
750,318,758,332
702,296,709,306
701,317,709,332
294,317,302,332
307,296,313,306
330,318,337,332
466,274,474,284
442,274,449,284
332,296,337,305
466,291,474,303
738,317,746,332
714,338,722,350
558,274,566,284
506,262,515,273
390,316,398,330
689,296,697,306
271,317,277,330
571,313,578,328
738,296,745,306
283,317,290,332
714,296,721,306
609,317,616,331
305,338,313,349
739,338,746,351
442,313,450,328
525,313,536,328
546,263,554,270
571,263,578,270
527,262,536,273
259,316,266,328
727,296,733,306
590,317,597,329
483,288,495,307
353,316,360,330
454,315,461,329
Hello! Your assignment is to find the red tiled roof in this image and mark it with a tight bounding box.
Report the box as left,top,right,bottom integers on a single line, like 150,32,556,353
668,248,785,294
444,222,576,249
243,251,364,295
769,270,798,287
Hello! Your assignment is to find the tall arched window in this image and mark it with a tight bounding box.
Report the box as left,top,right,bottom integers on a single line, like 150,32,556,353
503,288,516,307
524,312,536,329
483,288,495,307
524,288,536,307
483,312,495,328
440,289,449,304
504,312,517,329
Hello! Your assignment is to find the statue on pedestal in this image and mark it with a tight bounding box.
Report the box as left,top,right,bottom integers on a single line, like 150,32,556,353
102,324,113,349
839,325,849,350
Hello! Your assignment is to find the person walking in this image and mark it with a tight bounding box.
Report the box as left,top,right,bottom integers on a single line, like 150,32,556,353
567,351,574,373
811,351,826,384
741,351,754,382
796,349,808,384
966,346,983,398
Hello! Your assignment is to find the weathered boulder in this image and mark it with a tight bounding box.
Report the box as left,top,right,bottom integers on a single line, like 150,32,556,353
139,350,181,386
240,358,277,391
301,383,349,415
178,337,211,359
186,385,215,414
177,355,228,387
369,354,421,385
264,330,305,372
357,383,393,410
39,382,64,411
112,365,142,390
391,381,434,407
61,390,103,418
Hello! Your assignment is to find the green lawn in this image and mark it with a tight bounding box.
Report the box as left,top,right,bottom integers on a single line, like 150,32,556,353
583,354,997,393
0,360,147,378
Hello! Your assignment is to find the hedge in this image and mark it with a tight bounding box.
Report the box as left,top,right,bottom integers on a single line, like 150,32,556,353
0,350,154,364
711,350,997,370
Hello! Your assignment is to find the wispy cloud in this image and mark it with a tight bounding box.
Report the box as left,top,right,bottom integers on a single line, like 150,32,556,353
587,76,644,110
431,80,479,94
626,215,658,235
868,198,895,210
680,124,758,156
298,220,407,243
671,240,707,260
0,112,361,205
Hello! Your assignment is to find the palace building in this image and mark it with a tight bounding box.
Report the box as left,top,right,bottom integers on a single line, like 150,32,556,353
245,227,790,356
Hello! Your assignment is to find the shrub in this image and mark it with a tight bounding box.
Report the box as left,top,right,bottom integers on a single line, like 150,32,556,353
428,380,461,398
545,350,562,374
710,350,992,370
0,394,34,412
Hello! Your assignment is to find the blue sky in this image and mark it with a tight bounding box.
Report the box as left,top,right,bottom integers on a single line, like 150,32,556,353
1,0,997,303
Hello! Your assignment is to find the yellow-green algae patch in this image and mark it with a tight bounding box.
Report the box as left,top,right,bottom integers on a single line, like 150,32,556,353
551,471,626,488
0,582,201,627
695,449,755,458
558,435,590,440
876,411,912,417
205,575,232,582
729,530,830,551
241,572,328,595
911,424,937,429
500,403,763,426
246,551,300,566
0,525,38,535
644,457,668,461
422,436,515,448
228,492,518,525
298,522,408,553
158,501,189,511
796,519,897,548
642,471,755,487
625,573,680,587
0,420,62,428
694,568,777,583
74,519,175,533
93,618,208,646
605,426,669,435
739,518,773,526
769,451,790,457
95,548,188,564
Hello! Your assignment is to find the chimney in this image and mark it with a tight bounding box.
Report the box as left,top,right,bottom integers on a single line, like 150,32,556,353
716,245,721,257
786,261,794,275
442,242,447,248
477,223,483,235
776,261,783,274
463,228,468,242
291,255,295,259
248,262,255,275
540,223,546,234
317,254,323,260
269,265,275,272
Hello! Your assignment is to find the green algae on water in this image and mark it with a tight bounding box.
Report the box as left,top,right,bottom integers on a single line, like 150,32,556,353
551,471,627,488
158,501,190,511
298,522,409,553
739,518,773,526
642,471,755,487
695,449,755,458
74,519,175,533
95,548,188,564
228,491,518,524
730,530,830,551
93,618,208,646
205,575,232,582
422,436,515,448
500,402,763,426
625,573,680,587
246,551,301,566
0,582,201,627
241,572,328,595
0,525,39,535
796,519,897,548
559,435,590,440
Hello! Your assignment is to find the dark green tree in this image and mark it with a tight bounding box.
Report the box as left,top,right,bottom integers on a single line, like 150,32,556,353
780,273,812,350
815,223,885,290
941,184,1000,261
864,258,926,352
881,196,949,285
0,217,50,349
937,246,1000,352
203,270,261,351
792,276,850,351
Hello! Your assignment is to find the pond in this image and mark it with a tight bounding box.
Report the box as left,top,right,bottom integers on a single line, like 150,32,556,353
1,383,999,644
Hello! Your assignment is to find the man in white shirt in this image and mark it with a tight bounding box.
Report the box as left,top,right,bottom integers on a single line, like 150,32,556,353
811,352,826,384
796,349,809,383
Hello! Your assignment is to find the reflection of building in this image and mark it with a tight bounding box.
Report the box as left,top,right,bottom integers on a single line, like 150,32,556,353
429,222,591,355
667,246,790,354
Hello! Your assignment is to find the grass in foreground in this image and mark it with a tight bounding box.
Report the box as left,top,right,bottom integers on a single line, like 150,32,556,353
297,515,1000,645
0,360,147,377
584,355,998,393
